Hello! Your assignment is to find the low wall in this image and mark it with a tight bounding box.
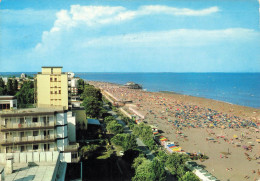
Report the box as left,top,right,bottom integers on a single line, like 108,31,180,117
119,108,132,118
0,151,60,165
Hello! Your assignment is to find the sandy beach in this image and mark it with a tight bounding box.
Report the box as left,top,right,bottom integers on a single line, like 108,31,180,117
89,81,260,181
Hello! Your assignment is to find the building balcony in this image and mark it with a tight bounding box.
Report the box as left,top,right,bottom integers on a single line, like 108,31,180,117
0,135,56,146
64,143,79,153
0,122,55,132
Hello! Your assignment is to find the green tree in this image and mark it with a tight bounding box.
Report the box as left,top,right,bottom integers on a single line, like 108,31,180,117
106,120,123,135
132,156,166,181
6,79,14,95
132,155,146,170
165,153,189,176
0,87,4,95
0,77,5,89
132,160,155,181
156,151,168,162
80,144,99,159
124,134,137,151
83,96,102,118
104,116,115,124
77,79,85,95
15,81,34,108
132,123,156,150
82,85,102,101
111,133,137,151
181,171,200,181
12,79,18,93
151,159,166,181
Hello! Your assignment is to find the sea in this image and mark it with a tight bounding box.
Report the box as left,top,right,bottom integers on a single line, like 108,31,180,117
1,72,259,109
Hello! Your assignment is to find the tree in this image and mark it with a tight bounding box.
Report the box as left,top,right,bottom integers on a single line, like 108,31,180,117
111,133,137,151
132,123,156,150
83,96,102,118
12,79,18,93
80,144,99,159
106,120,124,135
132,160,156,181
15,81,34,108
104,116,116,124
151,159,166,181
0,87,4,95
0,77,5,88
132,155,146,170
181,171,200,181
124,134,137,151
6,79,14,95
165,153,189,176
156,151,168,162
77,79,85,95
82,85,102,101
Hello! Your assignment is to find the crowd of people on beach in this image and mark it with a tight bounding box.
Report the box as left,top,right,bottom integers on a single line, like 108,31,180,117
92,81,259,130
89,81,260,180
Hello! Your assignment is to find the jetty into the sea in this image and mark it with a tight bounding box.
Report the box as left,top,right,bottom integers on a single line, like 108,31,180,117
124,82,142,89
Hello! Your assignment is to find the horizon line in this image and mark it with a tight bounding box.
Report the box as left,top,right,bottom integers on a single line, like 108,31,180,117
1,71,260,73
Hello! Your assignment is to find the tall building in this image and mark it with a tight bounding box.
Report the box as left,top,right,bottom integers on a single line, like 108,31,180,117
35,66,69,110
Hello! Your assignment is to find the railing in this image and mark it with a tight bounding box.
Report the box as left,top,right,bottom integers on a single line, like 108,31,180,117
1,121,55,130
0,135,56,145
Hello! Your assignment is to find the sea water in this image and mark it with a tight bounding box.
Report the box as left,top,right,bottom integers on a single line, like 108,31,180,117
0,72,259,108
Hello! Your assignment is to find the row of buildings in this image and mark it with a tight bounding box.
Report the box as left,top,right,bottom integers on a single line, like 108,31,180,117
0,66,82,179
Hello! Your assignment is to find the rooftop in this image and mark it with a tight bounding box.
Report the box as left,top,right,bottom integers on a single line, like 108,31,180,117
0,96,16,100
0,107,66,117
87,118,101,125
41,66,63,68
0,151,64,181
5,163,57,181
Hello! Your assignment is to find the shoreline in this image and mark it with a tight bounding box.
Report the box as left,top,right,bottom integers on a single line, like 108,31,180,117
86,80,259,117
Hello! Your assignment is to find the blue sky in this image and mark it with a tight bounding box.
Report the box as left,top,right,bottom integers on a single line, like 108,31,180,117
0,0,259,72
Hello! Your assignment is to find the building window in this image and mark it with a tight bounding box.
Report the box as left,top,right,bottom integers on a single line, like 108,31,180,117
55,78,57,82
55,91,57,94
21,146,25,152
33,145,39,150
50,91,53,94
50,78,52,82
33,131,39,136
13,104,16,107
33,117,38,123
59,90,61,94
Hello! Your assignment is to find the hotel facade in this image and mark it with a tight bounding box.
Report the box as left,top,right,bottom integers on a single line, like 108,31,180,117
0,66,79,163
35,66,69,110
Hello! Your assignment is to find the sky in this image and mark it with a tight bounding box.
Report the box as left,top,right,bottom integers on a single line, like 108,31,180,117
0,0,259,72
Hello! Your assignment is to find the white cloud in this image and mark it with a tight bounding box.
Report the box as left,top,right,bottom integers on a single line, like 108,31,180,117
80,28,259,47
35,5,220,50
139,5,219,16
